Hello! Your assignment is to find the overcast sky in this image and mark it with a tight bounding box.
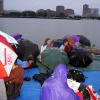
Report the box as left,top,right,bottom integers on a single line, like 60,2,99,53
4,0,100,15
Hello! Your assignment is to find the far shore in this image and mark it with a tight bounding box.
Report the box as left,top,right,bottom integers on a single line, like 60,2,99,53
0,16,100,20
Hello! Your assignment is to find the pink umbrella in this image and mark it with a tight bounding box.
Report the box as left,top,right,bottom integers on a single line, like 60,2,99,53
72,35,80,43
0,35,17,78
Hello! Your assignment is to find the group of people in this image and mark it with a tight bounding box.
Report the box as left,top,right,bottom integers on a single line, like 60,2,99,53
40,37,75,55
39,37,100,100
39,38,78,100
0,60,24,100
0,36,99,100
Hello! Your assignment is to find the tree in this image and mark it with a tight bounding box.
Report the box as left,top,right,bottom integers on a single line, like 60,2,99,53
21,11,36,17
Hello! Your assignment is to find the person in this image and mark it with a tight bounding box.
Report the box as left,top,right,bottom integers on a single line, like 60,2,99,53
40,64,80,100
67,69,100,100
0,79,7,100
60,39,73,54
49,40,56,47
16,54,34,69
4,61,24,100
40,38,52,53
60,39,68,50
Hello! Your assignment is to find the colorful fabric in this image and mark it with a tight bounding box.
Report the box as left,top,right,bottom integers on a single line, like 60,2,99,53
40,64,80,100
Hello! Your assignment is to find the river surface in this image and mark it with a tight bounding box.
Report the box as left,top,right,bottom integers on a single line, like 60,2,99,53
0,18,100,70
0,18,100,48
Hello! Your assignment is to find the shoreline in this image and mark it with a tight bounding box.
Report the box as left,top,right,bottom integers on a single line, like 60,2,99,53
0,16,100,20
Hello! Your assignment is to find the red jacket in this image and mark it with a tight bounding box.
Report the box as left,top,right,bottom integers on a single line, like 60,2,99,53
64,45,73,53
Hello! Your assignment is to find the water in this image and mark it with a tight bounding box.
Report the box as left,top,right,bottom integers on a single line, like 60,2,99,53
0,18,100,48
0,18,100,70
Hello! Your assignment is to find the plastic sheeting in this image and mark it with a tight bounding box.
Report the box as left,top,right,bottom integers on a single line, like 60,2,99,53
40,64,80,100
83,71,100,95
17,68,41,100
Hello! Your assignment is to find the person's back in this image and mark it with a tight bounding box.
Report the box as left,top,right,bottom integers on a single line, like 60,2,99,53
4,64,24,100
40,64,80,100
40,38,51,53
4,65,24,87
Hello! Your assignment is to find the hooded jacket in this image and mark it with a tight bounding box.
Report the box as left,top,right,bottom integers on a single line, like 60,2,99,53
40,64,80,100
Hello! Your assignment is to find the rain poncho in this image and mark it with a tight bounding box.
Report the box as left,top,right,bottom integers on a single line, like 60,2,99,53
16,39,40,61
40,64,80,100
69,48,92,67
38,48,69,73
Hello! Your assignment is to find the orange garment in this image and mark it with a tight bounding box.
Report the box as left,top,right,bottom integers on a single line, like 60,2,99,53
4,65,24,89
68,37,73,45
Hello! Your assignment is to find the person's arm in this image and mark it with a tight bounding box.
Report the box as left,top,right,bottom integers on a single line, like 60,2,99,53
60,45,64,50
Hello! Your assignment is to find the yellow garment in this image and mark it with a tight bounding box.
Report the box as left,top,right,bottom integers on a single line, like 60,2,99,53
68,37,73,45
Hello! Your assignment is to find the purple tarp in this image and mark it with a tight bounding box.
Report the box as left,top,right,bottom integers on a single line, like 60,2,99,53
40,64,80,100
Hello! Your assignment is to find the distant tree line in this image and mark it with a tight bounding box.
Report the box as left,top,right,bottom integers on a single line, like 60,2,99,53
3,11,36,17
1,10,100,20
3,10,71,18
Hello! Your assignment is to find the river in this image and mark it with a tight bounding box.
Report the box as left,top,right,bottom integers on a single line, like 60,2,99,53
0,18,100,70
0,18,100,48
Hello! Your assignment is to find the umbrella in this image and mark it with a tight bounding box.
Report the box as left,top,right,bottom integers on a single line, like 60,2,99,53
63,34,80,44
0,31,18,44
0,35,17,78
69,48,92,68
72,35,80,43
77,35,91,47
16,39,40,61
38,48,69,73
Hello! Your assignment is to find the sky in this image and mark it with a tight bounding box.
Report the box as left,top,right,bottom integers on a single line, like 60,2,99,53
4,0,100,15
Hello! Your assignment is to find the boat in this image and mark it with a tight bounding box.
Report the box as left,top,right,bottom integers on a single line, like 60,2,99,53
17,67,41,100
92,54,100,61
87,48,100,55
16,65,100,100
9,34,100,99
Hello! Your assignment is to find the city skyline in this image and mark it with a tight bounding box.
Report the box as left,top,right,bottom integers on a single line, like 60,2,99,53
4,0,100,15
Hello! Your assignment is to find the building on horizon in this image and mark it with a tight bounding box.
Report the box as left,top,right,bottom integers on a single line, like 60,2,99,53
82,4,91,17
64,9,74,17
90,8,99,17
56,6,65,17
0,0,3,15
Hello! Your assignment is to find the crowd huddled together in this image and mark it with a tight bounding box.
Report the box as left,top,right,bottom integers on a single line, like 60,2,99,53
0,32,100,100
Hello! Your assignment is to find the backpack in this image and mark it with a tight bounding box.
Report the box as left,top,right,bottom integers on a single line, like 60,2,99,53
4,66,24,100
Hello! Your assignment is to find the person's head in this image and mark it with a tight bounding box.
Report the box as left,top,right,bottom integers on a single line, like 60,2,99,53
67,69,85,83
63,39,68,46
49,40,55,47
27,55,34,64
74,42,80,47
43,38,51,46
52,64,69,82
